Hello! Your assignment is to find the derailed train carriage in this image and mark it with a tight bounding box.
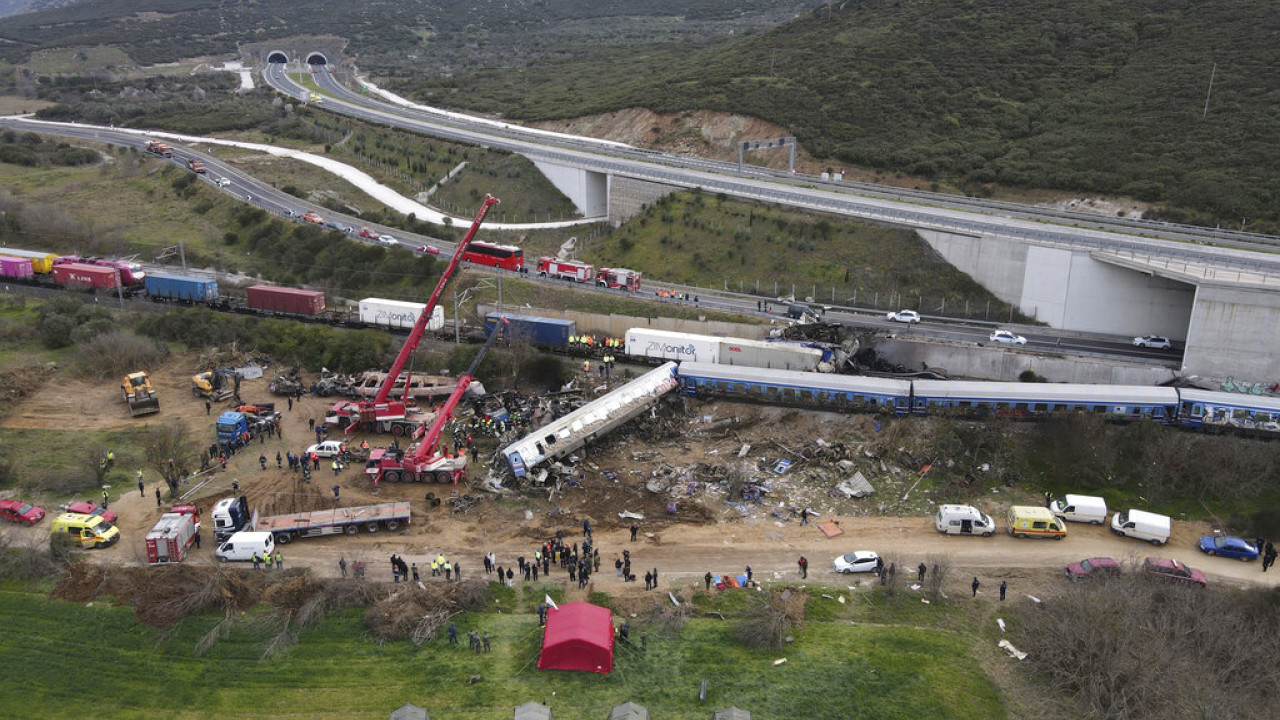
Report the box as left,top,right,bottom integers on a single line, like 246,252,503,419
674,363,1280,437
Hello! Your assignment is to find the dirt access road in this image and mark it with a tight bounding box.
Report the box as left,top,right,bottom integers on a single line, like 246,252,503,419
3,354,1271,599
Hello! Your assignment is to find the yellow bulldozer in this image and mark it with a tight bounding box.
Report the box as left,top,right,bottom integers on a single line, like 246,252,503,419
121,371,160,417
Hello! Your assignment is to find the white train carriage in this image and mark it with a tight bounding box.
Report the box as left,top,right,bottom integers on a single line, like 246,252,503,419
910,380,1180,421
676,362,911,413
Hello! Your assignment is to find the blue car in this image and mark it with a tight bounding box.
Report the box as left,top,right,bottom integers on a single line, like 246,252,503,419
1198,535,1259,561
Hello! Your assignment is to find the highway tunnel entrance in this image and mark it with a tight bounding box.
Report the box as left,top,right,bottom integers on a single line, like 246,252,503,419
306,53,328,66
267,51,288,64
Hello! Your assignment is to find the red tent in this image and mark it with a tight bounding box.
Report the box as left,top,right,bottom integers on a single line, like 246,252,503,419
537,601,614,673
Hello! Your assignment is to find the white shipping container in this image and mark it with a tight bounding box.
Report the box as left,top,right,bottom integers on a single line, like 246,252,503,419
358,298,444,331
719,338,823,371
625,328,721,364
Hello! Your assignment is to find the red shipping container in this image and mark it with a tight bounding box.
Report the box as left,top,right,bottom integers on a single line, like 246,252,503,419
51,262,119,290
245,285,326,315
145,512,197,565
0,256,34,279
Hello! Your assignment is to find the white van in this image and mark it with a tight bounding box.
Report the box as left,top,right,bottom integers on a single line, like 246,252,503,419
1049,494,1108,525
935,504,996,537
1110,508,1170,545
215,531,275,562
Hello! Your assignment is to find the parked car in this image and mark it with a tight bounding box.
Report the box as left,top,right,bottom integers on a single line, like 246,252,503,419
1064,557,1121,581
63,500,118,524
886,309,921,324
359,228,380,239
416,244,441,255
989,329,1027,345
1133,335,1172,349
1197,535,1259,561
0,499,46,525
1142,557,1207,587
833,550,881,574
305,440,347,458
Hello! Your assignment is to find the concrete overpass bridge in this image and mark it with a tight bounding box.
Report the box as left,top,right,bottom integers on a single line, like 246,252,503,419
271,56,1280,381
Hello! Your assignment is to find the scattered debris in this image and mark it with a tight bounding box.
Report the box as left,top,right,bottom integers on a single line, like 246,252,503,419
998,639,1028,660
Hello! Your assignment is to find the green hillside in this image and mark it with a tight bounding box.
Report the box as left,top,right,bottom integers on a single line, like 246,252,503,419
395,0,1280,232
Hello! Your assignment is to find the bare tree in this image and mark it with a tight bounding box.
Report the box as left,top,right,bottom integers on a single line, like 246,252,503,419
735,588,807,650
144,421,201,499
923,553,951,602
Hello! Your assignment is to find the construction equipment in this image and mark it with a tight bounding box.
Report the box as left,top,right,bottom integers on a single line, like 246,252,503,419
215,403,281,448
144,140,173,157
326,194,499,437
365,316,506,486
121,371,160,416
192,368,239,401
187,159,206,173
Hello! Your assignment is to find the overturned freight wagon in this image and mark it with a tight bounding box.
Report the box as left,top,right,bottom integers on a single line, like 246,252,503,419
502,362,679,479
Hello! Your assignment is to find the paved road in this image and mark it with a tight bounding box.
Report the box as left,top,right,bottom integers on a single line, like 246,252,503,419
271,63,1280,276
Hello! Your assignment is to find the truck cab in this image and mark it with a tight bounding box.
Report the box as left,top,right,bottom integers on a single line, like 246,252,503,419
51,512,120,548
211,495,251,542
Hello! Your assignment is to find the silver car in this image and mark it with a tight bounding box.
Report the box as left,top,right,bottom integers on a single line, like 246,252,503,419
1133,335,1171,349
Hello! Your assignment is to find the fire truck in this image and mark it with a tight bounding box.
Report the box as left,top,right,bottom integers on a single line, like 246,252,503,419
326,195,499,437
535,257,595,283
365,318,506,485
533,236,642,292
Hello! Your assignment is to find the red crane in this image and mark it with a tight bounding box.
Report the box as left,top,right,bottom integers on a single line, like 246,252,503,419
326,195,500,436
365,316,508,485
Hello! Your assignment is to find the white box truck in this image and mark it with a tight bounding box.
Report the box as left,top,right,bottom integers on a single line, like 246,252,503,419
358,298,444,332
1049,494,1108,525
719,337,824,371
1110,508,1171,545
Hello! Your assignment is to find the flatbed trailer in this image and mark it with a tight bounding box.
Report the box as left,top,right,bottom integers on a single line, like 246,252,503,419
255,501,410,543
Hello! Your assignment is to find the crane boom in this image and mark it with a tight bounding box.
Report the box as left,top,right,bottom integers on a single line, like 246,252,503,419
408,316,507,464
373,194,499,406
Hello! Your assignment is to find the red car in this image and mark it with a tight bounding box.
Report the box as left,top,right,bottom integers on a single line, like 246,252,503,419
0,499,46,525
358,228,380,239
1064,557,1121,582
63,501,118,524
1142,557,1207,587
416,244,440,255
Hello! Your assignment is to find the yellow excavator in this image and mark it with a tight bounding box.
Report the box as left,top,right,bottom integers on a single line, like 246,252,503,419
121,371,160,417
191,367,239,402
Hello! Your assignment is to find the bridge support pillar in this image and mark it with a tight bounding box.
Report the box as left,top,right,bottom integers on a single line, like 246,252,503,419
531,160,608,218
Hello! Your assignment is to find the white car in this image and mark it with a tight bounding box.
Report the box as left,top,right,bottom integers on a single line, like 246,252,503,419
887,309,921,324
834,551,881,574
1133,335,1171,349
377,235,398,247
305,440,346,458
215,177,231,188
989,329,1027,345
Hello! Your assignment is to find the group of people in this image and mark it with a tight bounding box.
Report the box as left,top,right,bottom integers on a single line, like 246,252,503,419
250,551,283,570
446,623,492,653
1256,537,1277,571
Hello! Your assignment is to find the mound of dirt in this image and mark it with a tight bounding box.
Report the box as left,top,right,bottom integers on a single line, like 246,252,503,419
50,561,111,603
0,364,56,400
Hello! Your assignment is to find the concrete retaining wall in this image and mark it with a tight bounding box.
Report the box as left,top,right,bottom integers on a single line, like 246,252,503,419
1184,284,1280,380
607,176,681,225
875,337,1179,385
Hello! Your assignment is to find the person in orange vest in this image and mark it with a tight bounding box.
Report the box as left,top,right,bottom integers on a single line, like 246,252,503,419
582,360,590,377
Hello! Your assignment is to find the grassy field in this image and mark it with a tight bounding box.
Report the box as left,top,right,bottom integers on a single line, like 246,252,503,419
0,582,1006,720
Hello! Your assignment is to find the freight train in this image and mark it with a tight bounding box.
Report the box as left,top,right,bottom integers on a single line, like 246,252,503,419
0,245,444,330
673,362,1280,437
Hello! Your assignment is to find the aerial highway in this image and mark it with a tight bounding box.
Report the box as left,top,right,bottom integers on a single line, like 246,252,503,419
267,63,1280,275
0,116,1174,366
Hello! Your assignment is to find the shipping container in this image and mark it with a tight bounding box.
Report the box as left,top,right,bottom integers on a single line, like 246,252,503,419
0,248,58,274
0,256,34,279
51,262,120,290
145,512,197,565
145,273,219,303
625,328,722,364
358,298,444,331
486,313,576,348
719,337,824,371
245,285,326,315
